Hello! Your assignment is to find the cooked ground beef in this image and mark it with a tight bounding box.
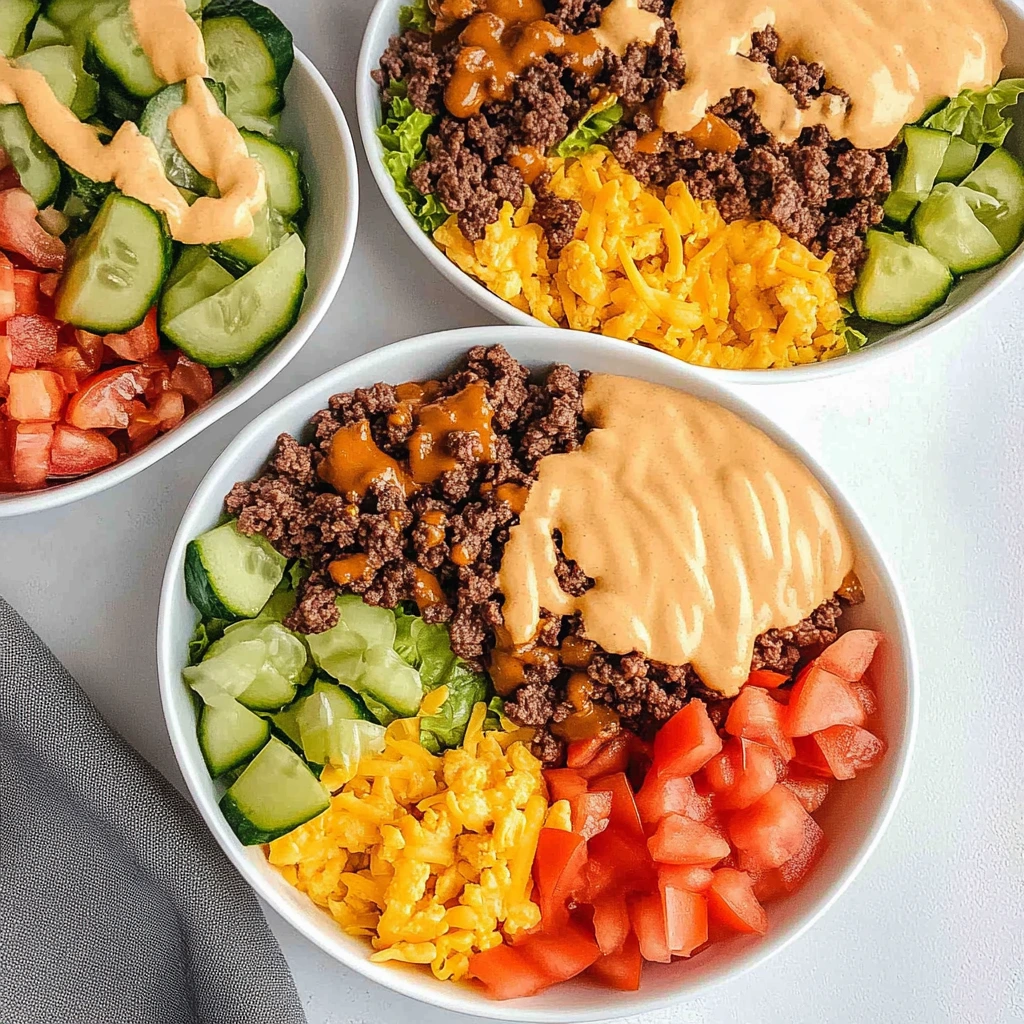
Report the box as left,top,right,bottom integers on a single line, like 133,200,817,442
225,346,861,765
373,7,892,292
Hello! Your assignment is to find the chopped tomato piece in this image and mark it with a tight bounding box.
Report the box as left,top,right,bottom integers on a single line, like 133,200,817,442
582,828,656,900
9,422,53,488
574,732,631,780
45,345,92,392
127,400,161,447
728,784,812,871
816,630,883,681
104,308,159,361
532,827,587,928
707,868,767,935
519,921,602,987
704,738,778,810
753,816,827,903
7,313,58,367
65,366,144,429
629,893,672,963
795,725,886,781
570,789,612,840
49,425,118,477
590,772,643,840
0,189,66,270
636,771,712,825
658,864,714,894
73,330,104,373
747,669,789,689
785,664,866,737
591,892,630,954
566,736,604,768
545,767,588,804
0,334,12,396
652,700,723,778
468,943,549,1000
38,272,59,298
850,680,878,719
0,253,14,322
725,686,795,760
152,389,184,430
13,269,40,315
647,813,731,866
169,353,214,408
6,369,64,421
587,932,642,991
781,771,830,813
662,885,707,956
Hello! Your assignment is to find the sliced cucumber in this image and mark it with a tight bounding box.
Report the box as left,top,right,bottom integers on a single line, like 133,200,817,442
936,136,980,184
853,230,953,325
89,5,161,99
234,112,279,138
55,193,171,332
884,127,951,225
199,699,270,777
0,105,60,207
185,519,287,620
911,183,1004,274
213,205,290,270
356,644,424,720
313,677,376,721
210,620,306,711
219,737,329,845
16,43,97,119
139,80,227,195
62,166,113,219
304,595,397,678
164,245,210,290
960,147,1024,255
184,638,268,703
0,0,40,57
270,701,305,750
161,251,235,323
296,684,386,768
241,128,304,218
162,232,306,366
27,15,66,50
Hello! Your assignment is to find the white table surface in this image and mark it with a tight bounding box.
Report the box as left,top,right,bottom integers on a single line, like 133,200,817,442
3,2,1023,1021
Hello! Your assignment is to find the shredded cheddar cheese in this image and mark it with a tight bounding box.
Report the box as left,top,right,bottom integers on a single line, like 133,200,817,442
433,148,848,369
268,705,546,982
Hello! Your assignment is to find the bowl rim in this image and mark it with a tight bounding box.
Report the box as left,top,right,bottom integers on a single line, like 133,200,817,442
0,48,360,519
157,325,919,1022
355,0,1024,384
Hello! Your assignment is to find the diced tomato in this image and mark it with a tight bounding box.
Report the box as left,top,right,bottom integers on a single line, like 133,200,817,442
652,700,723,778
795,725,886,781
659,864,714,906
0,166,20,191
127,400,160,447
567,736,604,769
728,785,812,871
38,272,59,298
0,334,11,396
45,345,92,392
65,366,144,429
468,943,549,1000
583,828,656,901
571,789,612,840
747,669,789,689
0,253,14,322
635,771,712,825
661,885,707,956
532,827,588,928
706,868,767,935
152,389,184,430
7,313,58,367
73,330,104,373
753,815,827,903
591,892,630,954
523,922,603,985
816,630,883,681
0,189,66,270
850,681,878,719
573,732,631,780
703,737,778,810
6,369,64,421
785,664,866,737
9,422,53,488
49,425,118,477
781,770,830,813
169,353,214,408
590,772,643,840
545,767,588,804
104,308,160,361
587,932,642,991
13,269,40,315
648,813,731,866
629,893,671,963
725,686,795,760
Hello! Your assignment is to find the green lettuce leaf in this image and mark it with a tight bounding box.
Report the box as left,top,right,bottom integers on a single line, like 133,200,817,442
553,101,624,158
923,79,1024,147
398,0,433,31
187,618,228,665
838,319,867,353
376,79,451,234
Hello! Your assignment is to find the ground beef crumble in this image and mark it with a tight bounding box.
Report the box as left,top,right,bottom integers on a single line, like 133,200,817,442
226,347,859,764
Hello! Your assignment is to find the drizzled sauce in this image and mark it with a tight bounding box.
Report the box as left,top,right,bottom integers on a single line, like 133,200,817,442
328,553,371,586
408,381,498,484
591,0,663,58
681,113,741,153
508,146,546,185
319,419,415,499
412,567,446,612
498,374,854,697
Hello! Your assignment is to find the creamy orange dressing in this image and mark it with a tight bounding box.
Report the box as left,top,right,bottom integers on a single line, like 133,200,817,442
658,0,1007,149
0,0,264,244
592,0,664,58
498,375,853,696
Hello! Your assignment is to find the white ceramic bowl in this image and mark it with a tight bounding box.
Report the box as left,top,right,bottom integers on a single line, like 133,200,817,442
0,50,359,518
158,326,917,1021
356,0,1024,382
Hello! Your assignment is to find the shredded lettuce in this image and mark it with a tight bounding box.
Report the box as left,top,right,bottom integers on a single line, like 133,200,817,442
553,100,624,158
398,0,434,31
376,79,451,234
923,79,1024,147
838,320,867,353
187,618,228,665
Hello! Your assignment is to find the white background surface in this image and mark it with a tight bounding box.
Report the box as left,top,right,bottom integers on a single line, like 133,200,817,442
2,1,1022,1021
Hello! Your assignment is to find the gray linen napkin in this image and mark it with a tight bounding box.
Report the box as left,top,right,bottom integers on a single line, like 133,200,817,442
0,597,307,1024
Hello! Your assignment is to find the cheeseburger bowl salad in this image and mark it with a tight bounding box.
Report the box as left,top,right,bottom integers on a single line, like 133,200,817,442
180,344,894,999
368,0,1024,369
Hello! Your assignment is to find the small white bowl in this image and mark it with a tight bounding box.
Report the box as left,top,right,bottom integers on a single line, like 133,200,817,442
158,326,918,1022
0,49,359,518
356,0,1024,382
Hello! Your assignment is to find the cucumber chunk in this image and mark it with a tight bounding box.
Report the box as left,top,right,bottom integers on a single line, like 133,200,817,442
17,43,97,119
27,15,66,50
0,104,60,207
213,205,289,270
296,687,386,771
241,128,304,218
884,127,951,225
853,230,953,325
219,737,329,845
160,252,235,323
55,193,171,332
185,519,287,620
89,6,161,98
209,619,307,711
936,136,980,184
0,0,40,58
162,232,306,366
960,147,1024,255
911,183,1004,274
199,699,270,777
